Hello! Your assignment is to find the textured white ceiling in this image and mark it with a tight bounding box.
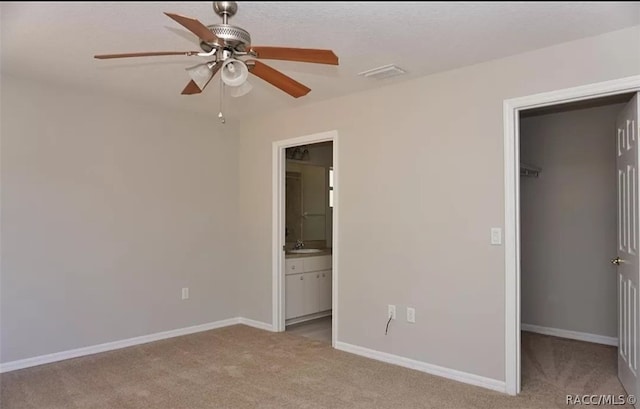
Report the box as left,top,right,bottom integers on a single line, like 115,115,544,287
2,1,639,120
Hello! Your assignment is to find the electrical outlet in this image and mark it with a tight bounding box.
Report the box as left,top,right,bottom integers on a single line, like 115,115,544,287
388,304,396,319
407,307,415,323
181,287,189,300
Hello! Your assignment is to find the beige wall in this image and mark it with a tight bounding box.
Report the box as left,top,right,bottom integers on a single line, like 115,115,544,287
0,76,239,363
521,103,624,338
236,26,640,382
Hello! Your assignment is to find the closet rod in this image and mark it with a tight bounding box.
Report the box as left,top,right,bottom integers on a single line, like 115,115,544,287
520,162,541,178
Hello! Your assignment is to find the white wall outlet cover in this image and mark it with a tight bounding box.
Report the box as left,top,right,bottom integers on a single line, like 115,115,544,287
490,227,502,245
388,305,396,319
181,288,189,300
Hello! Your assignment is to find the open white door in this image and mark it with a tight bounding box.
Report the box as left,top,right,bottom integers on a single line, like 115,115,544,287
615,93,640,402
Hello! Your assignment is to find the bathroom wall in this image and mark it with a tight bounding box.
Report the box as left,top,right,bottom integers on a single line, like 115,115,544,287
305,142,333,168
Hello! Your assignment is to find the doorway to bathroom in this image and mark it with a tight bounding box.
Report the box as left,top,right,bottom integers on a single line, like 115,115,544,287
272,130,338,347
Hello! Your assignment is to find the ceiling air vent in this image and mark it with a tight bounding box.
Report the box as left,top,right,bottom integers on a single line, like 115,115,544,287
358,64,406,80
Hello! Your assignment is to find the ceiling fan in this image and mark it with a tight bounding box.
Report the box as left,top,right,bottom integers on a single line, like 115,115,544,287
94,1,339,104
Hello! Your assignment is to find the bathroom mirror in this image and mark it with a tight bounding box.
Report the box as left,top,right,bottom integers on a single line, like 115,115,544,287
285,161,328,243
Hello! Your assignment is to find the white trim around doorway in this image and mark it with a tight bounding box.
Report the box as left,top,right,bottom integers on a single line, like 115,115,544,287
272,130,339,347
504,75,640,396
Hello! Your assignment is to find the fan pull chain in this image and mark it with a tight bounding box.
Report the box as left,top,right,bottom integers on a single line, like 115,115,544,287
218,79,226,124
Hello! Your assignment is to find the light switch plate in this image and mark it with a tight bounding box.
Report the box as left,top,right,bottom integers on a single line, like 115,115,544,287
407,307,415,323
491,228,502,245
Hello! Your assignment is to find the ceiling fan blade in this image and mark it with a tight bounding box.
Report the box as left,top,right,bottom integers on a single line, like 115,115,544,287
94,51,199,59
248,60,311,98
181,62,221,95
249,47,338,65
181,80,203,95
164,12,218,43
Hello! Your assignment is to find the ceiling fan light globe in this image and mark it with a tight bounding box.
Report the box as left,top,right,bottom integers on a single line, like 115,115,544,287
229,81,253,97
221,59,249,87
186,63,214,90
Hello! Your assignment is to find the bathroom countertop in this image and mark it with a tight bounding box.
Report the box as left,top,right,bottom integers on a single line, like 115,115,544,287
285,248,332,259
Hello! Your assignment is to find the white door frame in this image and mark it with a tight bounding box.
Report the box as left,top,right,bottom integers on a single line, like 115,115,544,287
272,130,339,347
504,75,640,395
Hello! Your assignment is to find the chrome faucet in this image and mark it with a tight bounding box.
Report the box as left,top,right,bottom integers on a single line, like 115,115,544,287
294,240,305,250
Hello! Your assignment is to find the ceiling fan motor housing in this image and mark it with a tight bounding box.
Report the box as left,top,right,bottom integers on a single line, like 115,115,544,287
213,2,237,18
201,2,250,54
200,24,251,53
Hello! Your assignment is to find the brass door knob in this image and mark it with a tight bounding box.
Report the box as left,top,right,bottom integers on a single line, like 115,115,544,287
611,256,622,265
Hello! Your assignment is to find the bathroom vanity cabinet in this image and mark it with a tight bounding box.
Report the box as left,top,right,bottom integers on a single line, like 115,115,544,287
285,255,332,321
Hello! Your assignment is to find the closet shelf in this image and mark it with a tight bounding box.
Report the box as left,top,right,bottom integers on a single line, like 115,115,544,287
520,163,541,178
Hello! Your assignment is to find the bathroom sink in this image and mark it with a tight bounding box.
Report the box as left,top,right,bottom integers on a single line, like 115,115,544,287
288,249,323,254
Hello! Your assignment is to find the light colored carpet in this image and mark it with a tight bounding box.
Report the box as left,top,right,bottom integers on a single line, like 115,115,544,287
0,326,631,408
521,331,630,407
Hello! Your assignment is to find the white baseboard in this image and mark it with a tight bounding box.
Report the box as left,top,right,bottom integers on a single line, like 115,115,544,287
522,323,618,346
285,311,332,326
335,341,506,393
238,317,274,332
0,317,278,373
